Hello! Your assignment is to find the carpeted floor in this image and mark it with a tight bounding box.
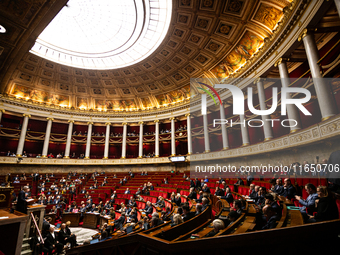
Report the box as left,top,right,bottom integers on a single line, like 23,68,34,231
69,227,98,245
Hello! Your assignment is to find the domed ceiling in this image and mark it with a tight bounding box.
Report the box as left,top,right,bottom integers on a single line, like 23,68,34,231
3,0,291,113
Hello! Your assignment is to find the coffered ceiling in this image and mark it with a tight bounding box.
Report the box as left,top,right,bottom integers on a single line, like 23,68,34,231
0,0,292,112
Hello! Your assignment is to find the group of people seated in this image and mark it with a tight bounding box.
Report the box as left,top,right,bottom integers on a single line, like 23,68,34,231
31,218,78,255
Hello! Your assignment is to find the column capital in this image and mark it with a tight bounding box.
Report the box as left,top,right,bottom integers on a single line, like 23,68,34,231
274,58,290,67
185,113,190,117
68,120,74,123
122,122,128,125
169,117,175,121
87,122,93,125
46,117,54,121
23,114,31,118
105,122,111,126
138,121,144,125
0,109,5,113
253,78,265,84
298,28,317,42
298,28,308,42
154,120,159,123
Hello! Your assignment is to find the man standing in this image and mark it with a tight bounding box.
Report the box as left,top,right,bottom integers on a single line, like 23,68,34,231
17,186,29,214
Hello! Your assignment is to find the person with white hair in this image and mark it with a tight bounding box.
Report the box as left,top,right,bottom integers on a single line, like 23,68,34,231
17,186,29,214
205,219,225,237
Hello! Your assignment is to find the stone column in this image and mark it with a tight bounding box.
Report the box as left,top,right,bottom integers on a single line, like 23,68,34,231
42,118,53,158
186,113,193,155
103,122,110,159
335,0,340,19
121,122,127,159
240,115,250,146
275,58,302,132
84,122,93,159
64,120,74,158
0,109,4,123
255,78,273,140
219,104,229,150
203,114,210,153
170,117,176,156
16,114,30,156
154,120,159,157
299,29,337,121
138,122,144,158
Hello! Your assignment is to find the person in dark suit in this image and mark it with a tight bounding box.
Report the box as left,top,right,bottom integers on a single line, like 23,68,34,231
45,226,64,255
233,178,244,193
281,178,296,199
16,186,29,214
261,205,280,229
215,186,224,196
195,178,201,190
59,223,76,248
307,186,339,222
182,205,195,221
187,187,197,200
202,184,211,194
218,187,234,205
190,179,195,188
30,232,49,255
264,194,281,217
273,179,284,195
143,201,153,217
114,212,126,230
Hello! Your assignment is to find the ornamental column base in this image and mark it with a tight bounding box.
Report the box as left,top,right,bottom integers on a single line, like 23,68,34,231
63,156,70,159
84,156,90,159
321,116,333,122
222,147,229,150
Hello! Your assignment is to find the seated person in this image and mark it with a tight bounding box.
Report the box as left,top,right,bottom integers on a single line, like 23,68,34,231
161,207,172,221
273,179,284,195
232,200,243,214
202,184,211,194
255,205,280,230
195,203,203,215
307,186,339,223
295,183,318,220
217,187,234,205
59,223,77,248
100,223,112,236
215,186,224,196
281,178,296,199
205,219,225,237
154,196,165,208
150,212,164,227
201,197,209,211
226,210,240,226
114,212,126,230
182,205,195,221
264,193,281,217
256,187,267,206
187,187,197,200
170,213,183,227
45,226,64,254
142,201,153,217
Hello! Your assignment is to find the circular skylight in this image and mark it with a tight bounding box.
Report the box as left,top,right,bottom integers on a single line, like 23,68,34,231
0,25,6,33
30,0,172,69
